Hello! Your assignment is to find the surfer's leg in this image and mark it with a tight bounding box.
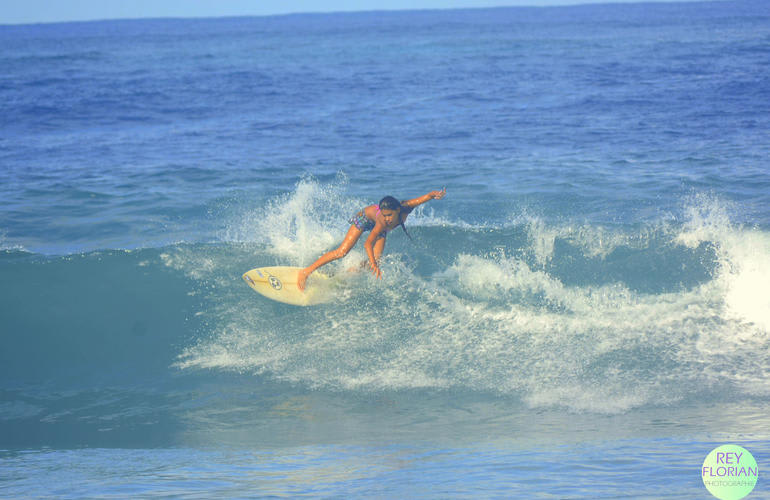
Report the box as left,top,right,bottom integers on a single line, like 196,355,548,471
298,225,363,290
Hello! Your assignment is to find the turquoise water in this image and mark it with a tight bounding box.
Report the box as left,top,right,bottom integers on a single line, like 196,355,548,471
1,2,769,497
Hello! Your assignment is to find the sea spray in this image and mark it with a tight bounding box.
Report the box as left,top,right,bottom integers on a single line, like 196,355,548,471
170,184,770,413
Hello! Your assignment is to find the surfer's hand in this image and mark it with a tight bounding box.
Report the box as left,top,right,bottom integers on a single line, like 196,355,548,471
431,187,446,200
370,263,382,279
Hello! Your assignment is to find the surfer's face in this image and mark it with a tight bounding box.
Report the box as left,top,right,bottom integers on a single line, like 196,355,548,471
380,208,400,227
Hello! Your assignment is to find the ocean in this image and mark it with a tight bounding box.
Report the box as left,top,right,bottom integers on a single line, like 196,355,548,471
1,1,769,498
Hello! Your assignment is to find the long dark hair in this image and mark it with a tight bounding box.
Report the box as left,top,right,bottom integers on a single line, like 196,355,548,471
379,195,413,241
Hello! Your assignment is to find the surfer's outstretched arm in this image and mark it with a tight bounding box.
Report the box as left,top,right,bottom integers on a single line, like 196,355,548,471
364,223,387,279
401,188,446,210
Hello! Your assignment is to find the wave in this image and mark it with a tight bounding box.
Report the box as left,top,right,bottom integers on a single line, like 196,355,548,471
1,181,769,416
178,182,770,413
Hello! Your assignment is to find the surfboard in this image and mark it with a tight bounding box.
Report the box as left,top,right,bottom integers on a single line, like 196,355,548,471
242,266,334,306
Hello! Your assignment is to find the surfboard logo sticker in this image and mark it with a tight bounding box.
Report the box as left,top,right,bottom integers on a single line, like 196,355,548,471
268,276,282,290
244,275,255,285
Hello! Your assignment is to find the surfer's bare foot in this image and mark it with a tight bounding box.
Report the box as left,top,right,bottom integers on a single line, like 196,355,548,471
297,269,310,291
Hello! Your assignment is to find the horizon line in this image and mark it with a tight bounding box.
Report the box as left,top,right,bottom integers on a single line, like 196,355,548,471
0,0,719,28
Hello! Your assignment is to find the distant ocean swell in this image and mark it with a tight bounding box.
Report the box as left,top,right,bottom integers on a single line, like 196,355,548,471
5,181,765,416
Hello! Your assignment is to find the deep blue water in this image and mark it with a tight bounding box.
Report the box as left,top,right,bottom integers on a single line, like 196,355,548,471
1,1,770,498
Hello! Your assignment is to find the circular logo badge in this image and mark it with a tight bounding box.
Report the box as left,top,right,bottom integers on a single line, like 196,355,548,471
268,276,282,290
702,445,758,500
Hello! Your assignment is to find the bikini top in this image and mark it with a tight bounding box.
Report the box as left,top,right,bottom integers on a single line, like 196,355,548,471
374,205,394,233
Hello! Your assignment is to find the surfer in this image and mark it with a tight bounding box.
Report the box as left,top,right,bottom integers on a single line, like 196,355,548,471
297,188,447,290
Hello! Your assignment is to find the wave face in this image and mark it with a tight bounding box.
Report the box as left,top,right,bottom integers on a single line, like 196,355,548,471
4,180,767,448
177,183,770,413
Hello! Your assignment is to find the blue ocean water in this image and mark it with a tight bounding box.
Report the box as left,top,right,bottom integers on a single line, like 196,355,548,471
2,1,770,498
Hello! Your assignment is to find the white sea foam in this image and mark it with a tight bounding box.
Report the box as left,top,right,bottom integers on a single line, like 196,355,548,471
675,196,770,332
219,175,358,266
0,230,27,252
173,188,770,414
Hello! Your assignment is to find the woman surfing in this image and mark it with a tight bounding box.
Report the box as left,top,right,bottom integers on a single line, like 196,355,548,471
297,188,446,291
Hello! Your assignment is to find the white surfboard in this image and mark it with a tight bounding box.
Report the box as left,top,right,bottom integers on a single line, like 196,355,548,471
242,266,334,306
